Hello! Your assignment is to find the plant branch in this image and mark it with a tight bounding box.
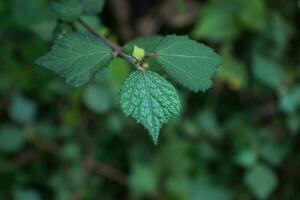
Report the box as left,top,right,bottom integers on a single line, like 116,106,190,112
78,19,142,70
84,158,128,186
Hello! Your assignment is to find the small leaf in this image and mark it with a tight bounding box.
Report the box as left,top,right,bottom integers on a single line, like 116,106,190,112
14,188,42,200
0,126,25,153
80,0,105,15
132,46,145,61
9,94,37,124
50,0,83,21
124,35,163,69
252,54,283,88
129,164,158,198
244,163,278,199
12,0,56,27
155,35,222,92
120,70,181,144
36,32,113,87
83,84,113,113
279,85,300,114
191,2,240,41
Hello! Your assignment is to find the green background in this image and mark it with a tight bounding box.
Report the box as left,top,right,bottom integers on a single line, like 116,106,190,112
0,0,300,199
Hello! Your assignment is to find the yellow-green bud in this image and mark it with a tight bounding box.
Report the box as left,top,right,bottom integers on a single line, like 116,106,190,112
132,46,145,61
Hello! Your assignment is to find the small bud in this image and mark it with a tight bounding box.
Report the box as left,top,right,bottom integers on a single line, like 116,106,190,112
132,46,145,61
142,63,149,69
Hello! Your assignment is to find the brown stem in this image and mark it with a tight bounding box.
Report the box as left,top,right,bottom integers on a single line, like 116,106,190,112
85,158,128,186
144,53,158,60
78,19,141,70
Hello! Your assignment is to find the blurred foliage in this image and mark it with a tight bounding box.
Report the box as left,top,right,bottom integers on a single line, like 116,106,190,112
0,0,300,199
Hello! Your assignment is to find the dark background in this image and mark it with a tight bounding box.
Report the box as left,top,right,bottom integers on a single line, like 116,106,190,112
0,0,300,199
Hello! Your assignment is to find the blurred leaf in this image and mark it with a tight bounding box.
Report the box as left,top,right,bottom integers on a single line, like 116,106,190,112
12,0,55,27
196,108,222,138
106,114,123,133
9,94,37,124
155,135,192,175
235,150,257,168
155,35,222,92
190,177,233,200
191,2,239,41
83,84,113,113
252,54,283,89
74,15,102,33
286,113,300,134
257,13,293,59
13,188,42,200
0,126,25,153
165,176,191,199
244,163,278,199
279,85,300,114
80,0,105,15
236,0,266,31
107,58,131,92
50,0,83,21
218,45,248,90
30,20,57,41
60,142,81,161
129,164,158,198
260,143,288,166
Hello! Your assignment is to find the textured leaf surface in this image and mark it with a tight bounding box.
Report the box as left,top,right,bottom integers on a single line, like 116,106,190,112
36,32,113,87
155,35,222,92
120,70,181,144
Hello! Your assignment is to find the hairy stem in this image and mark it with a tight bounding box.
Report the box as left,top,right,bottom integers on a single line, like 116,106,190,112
78,19,142,70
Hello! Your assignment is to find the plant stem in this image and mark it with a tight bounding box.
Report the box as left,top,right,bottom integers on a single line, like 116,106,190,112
78,19,142,70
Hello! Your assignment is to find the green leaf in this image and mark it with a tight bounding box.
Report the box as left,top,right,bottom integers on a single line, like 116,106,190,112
12,0,56,27
120,70,181,144
50,0,83,21
236,0,266,31
107,58,131,92
36,32,113,87
129,163,158,198
190,177,233,200
83,84,113,113
155,35,222,92
0,126,25,153
13,188,42,200
245,163,278,199
279,85,300,114
252,54,283,88
74,15,102,33
9,94,37,124
218,45,248,90
191,2,240,41
80,0,105,15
